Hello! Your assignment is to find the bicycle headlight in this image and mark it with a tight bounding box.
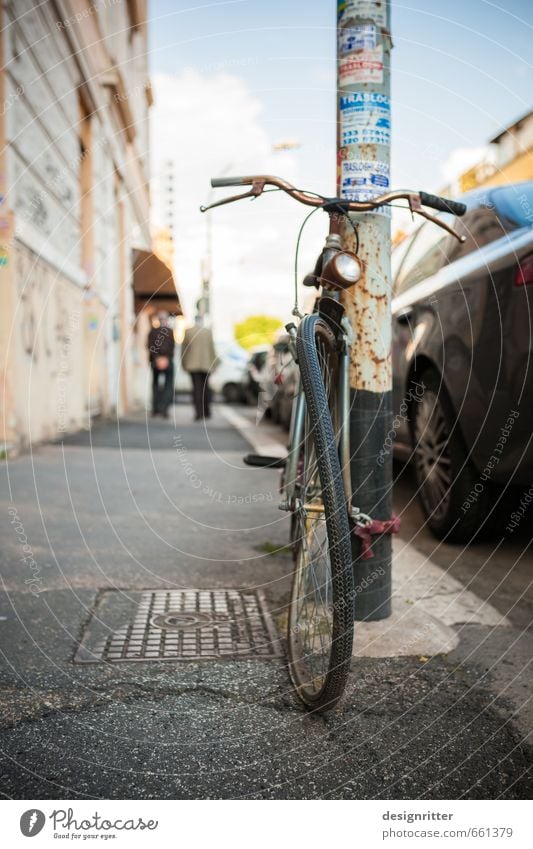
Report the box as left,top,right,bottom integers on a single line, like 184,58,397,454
321,251,361,289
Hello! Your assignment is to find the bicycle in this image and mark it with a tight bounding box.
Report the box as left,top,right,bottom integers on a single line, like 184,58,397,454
201,175,466,711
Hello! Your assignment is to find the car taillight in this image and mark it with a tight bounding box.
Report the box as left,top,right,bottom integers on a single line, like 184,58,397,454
515,253,533,286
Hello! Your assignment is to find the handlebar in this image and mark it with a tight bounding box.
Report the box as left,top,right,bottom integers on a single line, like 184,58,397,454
418,191,466,217
211,176,249,188
202,174,467,241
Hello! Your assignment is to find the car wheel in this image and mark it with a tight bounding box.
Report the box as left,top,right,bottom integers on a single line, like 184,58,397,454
410,370,491,543
280,399,293,430
269,398,281,424
242,387,254,406
222,383,241,404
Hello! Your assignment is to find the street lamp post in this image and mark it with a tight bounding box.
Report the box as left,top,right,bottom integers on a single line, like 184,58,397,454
199,162,234,323
337,0,393,620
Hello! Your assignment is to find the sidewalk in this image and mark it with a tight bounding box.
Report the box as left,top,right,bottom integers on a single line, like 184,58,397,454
0,404,531,799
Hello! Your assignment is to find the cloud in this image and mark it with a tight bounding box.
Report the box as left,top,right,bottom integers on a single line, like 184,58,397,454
440,145,490,184
150,69,314,340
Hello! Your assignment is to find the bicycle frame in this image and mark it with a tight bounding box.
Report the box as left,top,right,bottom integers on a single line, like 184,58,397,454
203,173,467,522
204,171,467,710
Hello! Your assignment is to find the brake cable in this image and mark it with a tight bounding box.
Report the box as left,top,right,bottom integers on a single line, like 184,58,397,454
343,213,360,254
292,203,362,317
292,206,321,318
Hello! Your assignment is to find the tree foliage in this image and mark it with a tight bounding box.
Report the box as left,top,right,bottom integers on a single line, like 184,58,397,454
234,315,283,350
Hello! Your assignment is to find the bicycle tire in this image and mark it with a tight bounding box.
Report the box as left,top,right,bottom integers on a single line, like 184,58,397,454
287,313,354,711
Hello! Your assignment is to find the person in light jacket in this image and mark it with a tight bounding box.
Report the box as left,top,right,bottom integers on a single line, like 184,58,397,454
181,317,217,420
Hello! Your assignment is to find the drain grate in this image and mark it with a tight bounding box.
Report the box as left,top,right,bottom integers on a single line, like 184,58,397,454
74,589,282,663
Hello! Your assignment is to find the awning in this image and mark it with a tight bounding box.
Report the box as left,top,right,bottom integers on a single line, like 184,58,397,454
132,249,182,315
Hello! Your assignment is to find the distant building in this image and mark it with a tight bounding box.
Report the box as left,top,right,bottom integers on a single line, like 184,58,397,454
485,110,533,186
157,159,178,244
443,109,533,196
0,0,181,453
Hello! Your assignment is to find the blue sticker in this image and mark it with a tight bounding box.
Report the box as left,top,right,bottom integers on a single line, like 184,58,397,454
340,92,391,147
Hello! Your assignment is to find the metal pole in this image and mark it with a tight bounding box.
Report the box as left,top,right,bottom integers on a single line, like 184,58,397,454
199,162,234,324
337,0,393,620
200,212,212,321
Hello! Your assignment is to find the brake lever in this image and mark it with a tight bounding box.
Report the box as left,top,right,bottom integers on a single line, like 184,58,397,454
200,179,266,213
409,195,466,243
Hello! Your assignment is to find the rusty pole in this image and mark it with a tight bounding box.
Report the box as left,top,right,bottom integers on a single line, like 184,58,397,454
337,0,393,619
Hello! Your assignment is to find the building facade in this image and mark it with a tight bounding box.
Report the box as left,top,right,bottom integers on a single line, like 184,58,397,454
158,159,177,244
443,110,533,196
0,0,179,454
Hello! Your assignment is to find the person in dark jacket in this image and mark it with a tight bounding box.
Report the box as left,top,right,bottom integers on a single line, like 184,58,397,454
147,312,175,418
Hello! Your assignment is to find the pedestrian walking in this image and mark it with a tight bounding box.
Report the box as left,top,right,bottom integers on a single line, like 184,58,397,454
181,317,217,420
148,311,175,418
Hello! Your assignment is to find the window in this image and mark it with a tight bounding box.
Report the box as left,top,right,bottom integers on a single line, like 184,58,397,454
393,216,454,295
490,183,533,228
251,351,267,370
79,94,93,271
448,207,507,262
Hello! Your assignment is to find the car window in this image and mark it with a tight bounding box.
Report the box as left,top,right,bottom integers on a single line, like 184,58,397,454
491,183,533,228
448,207,508,262
251,352,267,369
393,216,454,295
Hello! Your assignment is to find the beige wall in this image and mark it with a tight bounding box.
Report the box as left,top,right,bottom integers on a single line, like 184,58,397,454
480,149,533,189
14,243,86,444
0,0,152,453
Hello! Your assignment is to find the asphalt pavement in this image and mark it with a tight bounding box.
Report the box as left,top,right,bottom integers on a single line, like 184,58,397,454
0,402,531,799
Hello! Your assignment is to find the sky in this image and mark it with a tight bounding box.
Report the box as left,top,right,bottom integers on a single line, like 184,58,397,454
148,0,533,339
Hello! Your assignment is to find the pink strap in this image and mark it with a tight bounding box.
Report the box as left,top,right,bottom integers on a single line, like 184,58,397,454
353,515,401,560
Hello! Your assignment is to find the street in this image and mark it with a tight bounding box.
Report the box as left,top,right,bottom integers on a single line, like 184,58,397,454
0,403,531,799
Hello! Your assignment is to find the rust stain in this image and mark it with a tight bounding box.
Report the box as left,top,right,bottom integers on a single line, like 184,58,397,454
340,203,392,393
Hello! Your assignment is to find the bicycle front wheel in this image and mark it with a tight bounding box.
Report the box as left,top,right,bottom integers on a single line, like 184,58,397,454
288,314,354,711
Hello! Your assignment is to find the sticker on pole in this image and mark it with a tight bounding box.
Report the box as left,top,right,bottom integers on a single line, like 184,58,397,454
339,24,377,53
340,46,383,86
341,158,391,214
340,92,390,147
338,0,387,28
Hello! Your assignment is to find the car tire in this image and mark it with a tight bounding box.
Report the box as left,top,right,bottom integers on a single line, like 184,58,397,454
410,369,492,543
280,399,293,431
222,383,241,404
269,399,281,424
242,387,254,406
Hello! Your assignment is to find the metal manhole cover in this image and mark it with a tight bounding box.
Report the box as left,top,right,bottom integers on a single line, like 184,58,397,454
74,589,282,663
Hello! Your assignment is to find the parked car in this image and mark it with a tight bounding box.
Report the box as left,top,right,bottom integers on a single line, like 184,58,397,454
263,331,299,429
175,340,247,402
214,342,249,402
392,181,533,541
240,345,270,405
